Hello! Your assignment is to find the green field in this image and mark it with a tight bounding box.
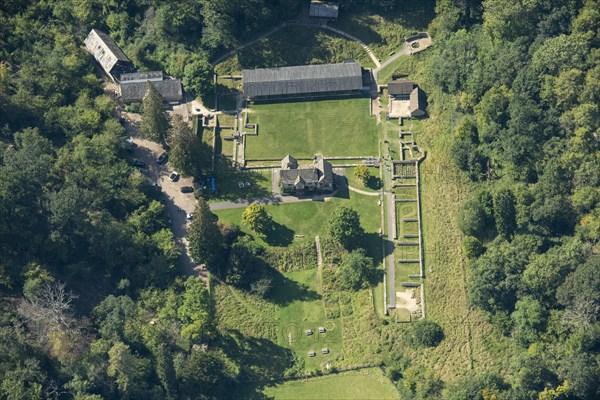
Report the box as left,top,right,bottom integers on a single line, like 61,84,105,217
262,368,401,399
245,98,379,159
213,189,382,259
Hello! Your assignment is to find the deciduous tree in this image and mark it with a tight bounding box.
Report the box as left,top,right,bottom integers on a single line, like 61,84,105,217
326,206,364,249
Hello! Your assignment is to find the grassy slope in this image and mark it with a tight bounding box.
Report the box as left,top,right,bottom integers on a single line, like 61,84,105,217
216,26,375,76
245,98,379,159
262,368,401,399
332,1,435,59
397,82,516,380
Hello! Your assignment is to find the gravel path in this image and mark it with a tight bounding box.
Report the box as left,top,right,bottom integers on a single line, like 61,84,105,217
122,115,207,279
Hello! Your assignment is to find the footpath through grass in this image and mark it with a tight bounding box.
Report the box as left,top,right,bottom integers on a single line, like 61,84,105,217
245,97,379,159
262,367,401,399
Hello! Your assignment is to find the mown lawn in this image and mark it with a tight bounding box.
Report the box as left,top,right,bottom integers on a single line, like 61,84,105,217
346,166,381,192
262,368,400,399
213,189,382,260
271,269,342,369
245,97,379,159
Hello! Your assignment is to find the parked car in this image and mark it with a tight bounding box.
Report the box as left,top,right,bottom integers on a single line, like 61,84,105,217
132,159,147,168
180,186,194,193
156,152,168,164
169,172,180,182
186,213,194,220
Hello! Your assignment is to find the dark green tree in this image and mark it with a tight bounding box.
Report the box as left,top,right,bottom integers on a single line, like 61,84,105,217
410,320,444,347
326,206,364,249
463,236,484,259
168,114,210,178
493,188,517,240
338,249,376,291
140,82,170,144
188,198,224,273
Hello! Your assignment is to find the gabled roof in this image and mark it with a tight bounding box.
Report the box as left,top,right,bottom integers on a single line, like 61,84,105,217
388,80,414,96
281,155,298,170
309,2,339,18
242,62,363,98
316,155,333,184
84,29,131,76
120,79,183,103
279,155,333,186
280,168,318,185
410,87,427,113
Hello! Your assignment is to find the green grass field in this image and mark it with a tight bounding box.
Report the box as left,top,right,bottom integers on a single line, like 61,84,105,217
262,368,400,399
245,98,379,159
213,189,382,257
346,166,381,192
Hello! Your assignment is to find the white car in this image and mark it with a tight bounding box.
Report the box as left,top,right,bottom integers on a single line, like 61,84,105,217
169,172,180,182
186,213,193,220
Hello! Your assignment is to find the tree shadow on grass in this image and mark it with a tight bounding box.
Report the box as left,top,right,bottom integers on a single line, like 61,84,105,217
362,232,384,265
219,330,297,385
212,158,272,201
365,175,382,190
263,220,294,247
267,269,321,306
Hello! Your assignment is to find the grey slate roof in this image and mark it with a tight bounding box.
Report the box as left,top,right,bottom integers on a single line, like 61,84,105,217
279,155,333,187
120,71,163,83
281,155,298,170
242,62,362,98
388,80,414,96
120,79,183,103
410,87,426,114
280,168,318,185
309,2,339,18
84,29,131,77
316,155,333,184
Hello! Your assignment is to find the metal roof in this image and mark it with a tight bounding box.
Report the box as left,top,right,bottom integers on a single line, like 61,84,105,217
309,2,339,18
120,79,183,103
388,80,414,95
84,29,131,76
243,62,362,98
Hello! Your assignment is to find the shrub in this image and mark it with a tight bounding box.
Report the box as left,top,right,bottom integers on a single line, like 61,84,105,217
410,320,444,347
462,236,484,258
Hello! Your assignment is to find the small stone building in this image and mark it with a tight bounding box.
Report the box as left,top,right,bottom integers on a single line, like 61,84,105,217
387,80,427,118
279,155,334,194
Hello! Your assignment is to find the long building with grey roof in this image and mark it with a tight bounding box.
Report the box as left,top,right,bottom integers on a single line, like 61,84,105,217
84,29,133,81
119,79,183,103
242,61,364,100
